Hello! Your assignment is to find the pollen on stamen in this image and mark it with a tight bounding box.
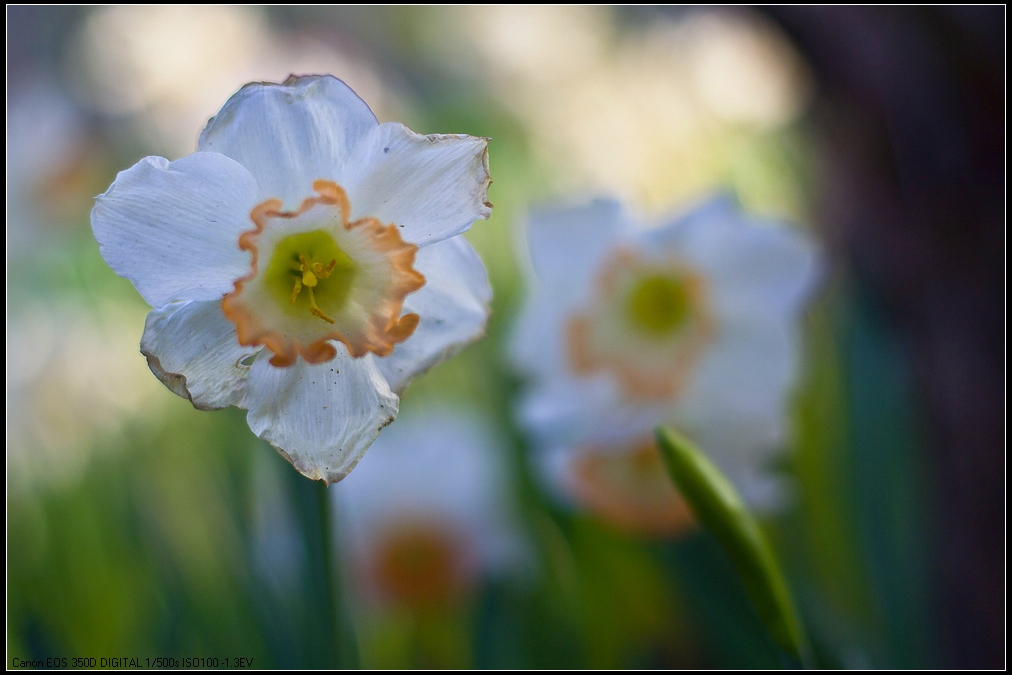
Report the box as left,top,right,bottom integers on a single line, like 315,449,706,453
308,287,336,324
313,259,338,278
289,254,338,324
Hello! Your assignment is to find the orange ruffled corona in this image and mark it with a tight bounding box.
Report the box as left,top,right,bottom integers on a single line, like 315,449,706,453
223,180,425,367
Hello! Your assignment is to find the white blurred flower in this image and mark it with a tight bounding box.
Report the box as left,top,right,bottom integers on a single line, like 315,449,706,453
7,84,109,253
7,302,165,490
513,196,819,516
334,408,521,610
91,75,492,483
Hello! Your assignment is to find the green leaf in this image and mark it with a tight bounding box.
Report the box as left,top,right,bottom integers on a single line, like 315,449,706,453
655,426,806,661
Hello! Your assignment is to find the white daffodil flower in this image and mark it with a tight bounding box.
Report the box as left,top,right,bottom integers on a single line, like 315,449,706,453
92,75,492,483
334,408,521,610
513,196,818,511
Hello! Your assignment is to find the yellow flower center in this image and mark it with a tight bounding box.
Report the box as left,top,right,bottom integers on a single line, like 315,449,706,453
624,274,692,337
263,230,358,324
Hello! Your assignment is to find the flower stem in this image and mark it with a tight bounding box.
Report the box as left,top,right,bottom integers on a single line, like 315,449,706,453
316,479,360,669
288,469,359,668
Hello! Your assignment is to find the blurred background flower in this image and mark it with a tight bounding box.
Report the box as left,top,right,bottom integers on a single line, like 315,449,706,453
334,407,524,668
6,6,1003,669
512,197,818,515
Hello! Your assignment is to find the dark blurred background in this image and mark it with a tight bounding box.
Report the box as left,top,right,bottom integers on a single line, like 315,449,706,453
769,8,1005,667
7,6,1004,669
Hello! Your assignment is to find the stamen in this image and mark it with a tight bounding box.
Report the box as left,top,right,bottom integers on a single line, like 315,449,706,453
314,259,338,279
291,253,335,322
307,287,335,324
295,254,317,288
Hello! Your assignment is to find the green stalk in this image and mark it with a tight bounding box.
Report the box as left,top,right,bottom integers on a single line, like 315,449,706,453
288,470,359,668
656,426,810,665
317,480,360,669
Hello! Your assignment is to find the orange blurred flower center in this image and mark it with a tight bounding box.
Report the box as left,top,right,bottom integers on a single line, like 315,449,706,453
570,437,696,537
567,249,715,401
370,522,476,610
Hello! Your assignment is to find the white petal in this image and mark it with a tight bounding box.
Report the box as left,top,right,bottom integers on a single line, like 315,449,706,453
198,75,379,208
518,376,664,449
344,123,491,246
91,153,258,307
375,236,491,393
509,293,570,380
646,194,819,319
510,200,629,381
706,227,816,319
659,199,813,434
141,300,260,410
673,319,798,438
640,193,742,249
523,199,627,307
245,350,399,484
